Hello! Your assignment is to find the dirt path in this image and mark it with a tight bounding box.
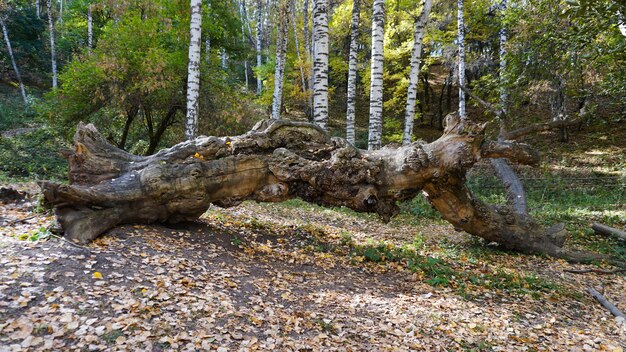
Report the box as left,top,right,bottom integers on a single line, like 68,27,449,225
1,186,625,351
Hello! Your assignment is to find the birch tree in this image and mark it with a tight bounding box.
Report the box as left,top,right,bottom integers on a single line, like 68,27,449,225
345,0,360,145
291,0,306,92
47,0,57,89
489,0,528,216
185,0,203,140
255,0,263,94
312,0,329,129
87,4,93,54
402,0,433,145
36,0,40,18
271,0,290,119
367,0,385,150
0,16,27,103
457,0,466,119
239,0,249,93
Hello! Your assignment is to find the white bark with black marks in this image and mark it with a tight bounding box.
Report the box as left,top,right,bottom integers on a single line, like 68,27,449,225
239,0,249,93
368,0,385,150
88,4,93,54
345,0,361,145
457,0,466,119
256,0,263,94
47,0,57,89
271,0,290,119
292,0,306,93
312,0,329,129
402,0,433,145
0,16,27,103
185,0,203,140
36,0,40,18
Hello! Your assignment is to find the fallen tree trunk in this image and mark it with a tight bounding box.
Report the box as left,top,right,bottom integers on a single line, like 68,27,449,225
592,223,626,241
41,116,598,260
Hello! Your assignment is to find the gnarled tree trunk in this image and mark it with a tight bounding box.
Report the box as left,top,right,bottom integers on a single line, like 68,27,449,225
42,116,589,262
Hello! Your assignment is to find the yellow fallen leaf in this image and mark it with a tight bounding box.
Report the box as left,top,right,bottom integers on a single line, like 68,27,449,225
93,271,103,279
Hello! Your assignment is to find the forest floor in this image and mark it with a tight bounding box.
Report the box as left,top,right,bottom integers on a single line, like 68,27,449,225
0,182,625,351
1,122,625,351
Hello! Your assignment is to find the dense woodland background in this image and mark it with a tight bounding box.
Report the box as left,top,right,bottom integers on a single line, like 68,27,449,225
0,1,625,350
0,0,624,176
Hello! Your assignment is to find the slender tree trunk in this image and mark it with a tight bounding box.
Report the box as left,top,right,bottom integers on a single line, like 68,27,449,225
87,4,93,55
304,0,313,117
402,0,433,145
291,0,306,93
255,0,263,94
36,0,40,18
312,0,329,129
47,0,57,89
221,48,227,69
0,17,27,103
551,77,568,142
185,0,203,140
59,0,63,23
618,10,626,37
271,0,290,119
457,0,467,119
345,0,361,145
489,0,527,216
368,0,385,150
239,1,249,93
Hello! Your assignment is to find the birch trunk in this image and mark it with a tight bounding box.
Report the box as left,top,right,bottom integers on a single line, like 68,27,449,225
368,0,385,150
185,0,203,140
205,37,210,61
402,0,433,145
36,0,40,18
221,48,227,69
304,0,313,116
312,0,329,129
0,17,27,103
87,4,93,54
618,10,626,37
47,0,57,89
256,0,263,94
291,0,306,92
59,0,63,23
239,1,249,93
489,0,527,216
271,0,290,119
345,0,361,145
457,0,466,119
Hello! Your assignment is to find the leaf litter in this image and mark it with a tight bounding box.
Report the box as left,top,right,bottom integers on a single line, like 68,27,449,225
0,184,624,351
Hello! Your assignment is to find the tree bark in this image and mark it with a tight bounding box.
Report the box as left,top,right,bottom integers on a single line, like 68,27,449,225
368,0,385,150
256,0,263,94
457,0,466,120
271,0,290,119
42,115,590,263
402,0,433,146
345,0,361,145
312,0,329,129
592,223,626,241
0,16,27,103
185,0,203,140
87,4,93,55
291,0,307,93
47,0,58,89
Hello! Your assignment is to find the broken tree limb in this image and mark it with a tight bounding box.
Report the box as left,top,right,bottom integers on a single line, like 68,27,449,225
587,287,626,319
592,223,626,241
502,118,582,140
39,116,607,262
